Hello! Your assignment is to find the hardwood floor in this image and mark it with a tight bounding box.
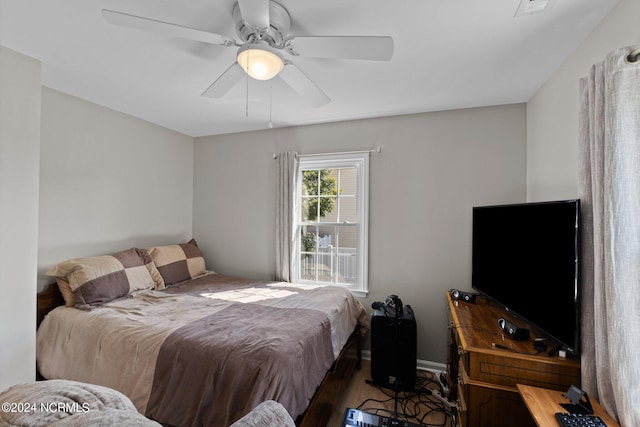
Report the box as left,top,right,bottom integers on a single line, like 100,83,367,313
327,359,453,427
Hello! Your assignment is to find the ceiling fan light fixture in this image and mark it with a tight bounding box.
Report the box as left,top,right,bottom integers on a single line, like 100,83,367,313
237,43,284,81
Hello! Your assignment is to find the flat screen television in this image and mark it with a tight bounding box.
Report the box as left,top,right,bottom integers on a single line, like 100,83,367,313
472,199,581,354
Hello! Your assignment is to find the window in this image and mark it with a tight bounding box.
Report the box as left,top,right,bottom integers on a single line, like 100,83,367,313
293,153,369,296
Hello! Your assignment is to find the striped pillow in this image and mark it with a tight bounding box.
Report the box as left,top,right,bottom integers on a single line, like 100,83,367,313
47,248,164,310
147,239,207,286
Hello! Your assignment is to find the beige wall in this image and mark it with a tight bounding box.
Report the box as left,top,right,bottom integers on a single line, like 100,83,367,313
0,46,41,390
526,0,640,202
0,57,195,389
37,88,195,290
194,104,527,364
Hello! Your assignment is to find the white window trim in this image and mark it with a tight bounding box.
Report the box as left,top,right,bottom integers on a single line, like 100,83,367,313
293,152,369,296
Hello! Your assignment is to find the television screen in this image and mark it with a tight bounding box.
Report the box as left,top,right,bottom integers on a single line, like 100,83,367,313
472,199,580,354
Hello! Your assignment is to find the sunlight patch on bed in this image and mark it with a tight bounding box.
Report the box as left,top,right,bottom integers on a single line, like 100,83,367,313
199,287,298,303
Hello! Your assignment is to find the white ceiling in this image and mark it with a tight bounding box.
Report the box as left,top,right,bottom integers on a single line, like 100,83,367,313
0,0,620,137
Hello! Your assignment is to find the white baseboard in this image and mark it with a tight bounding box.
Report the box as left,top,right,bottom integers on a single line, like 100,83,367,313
360,350,446,374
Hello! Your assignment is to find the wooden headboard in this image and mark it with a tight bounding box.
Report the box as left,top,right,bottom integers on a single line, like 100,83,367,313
37,282,64,327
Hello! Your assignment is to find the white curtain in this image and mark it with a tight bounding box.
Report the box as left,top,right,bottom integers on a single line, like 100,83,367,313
578,45,640,427
275,151,298,282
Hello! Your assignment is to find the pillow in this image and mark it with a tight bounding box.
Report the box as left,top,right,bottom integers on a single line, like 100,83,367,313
147,239,208,286
55,277,75,307
46,248,164,310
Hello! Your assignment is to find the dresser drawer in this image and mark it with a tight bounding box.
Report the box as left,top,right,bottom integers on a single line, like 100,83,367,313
466,351,580,390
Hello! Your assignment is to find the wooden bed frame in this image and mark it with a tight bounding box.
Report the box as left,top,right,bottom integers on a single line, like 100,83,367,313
37,282,361,427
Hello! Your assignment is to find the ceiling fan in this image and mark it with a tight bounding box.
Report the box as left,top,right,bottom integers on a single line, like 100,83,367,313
102,0,394,108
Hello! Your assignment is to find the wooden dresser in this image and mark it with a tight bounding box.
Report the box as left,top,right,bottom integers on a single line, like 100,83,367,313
446,291,581,427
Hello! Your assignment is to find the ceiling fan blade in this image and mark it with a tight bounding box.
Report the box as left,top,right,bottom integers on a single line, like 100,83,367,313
102,9,236,47
278,62,330,108
201,63,245,98
236,0,270,31
285,36,394,61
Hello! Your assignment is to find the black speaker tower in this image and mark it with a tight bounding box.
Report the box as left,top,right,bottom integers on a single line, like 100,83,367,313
370,303,417,391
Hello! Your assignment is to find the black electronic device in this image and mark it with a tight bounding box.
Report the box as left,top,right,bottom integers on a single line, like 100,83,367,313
450,289,477,303
340,408,424,427
560,385,594,415
370,299,416,391
534,338,548,351
472,199,581,354
497,317,530,341
555,413,607,427
371,295,404,319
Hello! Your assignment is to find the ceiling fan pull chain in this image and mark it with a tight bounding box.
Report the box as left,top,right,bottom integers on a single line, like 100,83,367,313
268,87,274,128
246,52,250,118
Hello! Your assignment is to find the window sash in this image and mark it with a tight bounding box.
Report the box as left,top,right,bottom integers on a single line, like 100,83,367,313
293,153,369,295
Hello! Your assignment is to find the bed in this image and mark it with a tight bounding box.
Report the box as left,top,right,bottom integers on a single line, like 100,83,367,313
36,240,368,427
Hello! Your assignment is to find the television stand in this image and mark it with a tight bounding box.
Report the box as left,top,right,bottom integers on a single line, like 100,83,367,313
445,291,581,427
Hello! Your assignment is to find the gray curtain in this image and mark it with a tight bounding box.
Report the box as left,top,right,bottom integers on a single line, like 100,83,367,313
578,45,640,427
275,151,298,282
